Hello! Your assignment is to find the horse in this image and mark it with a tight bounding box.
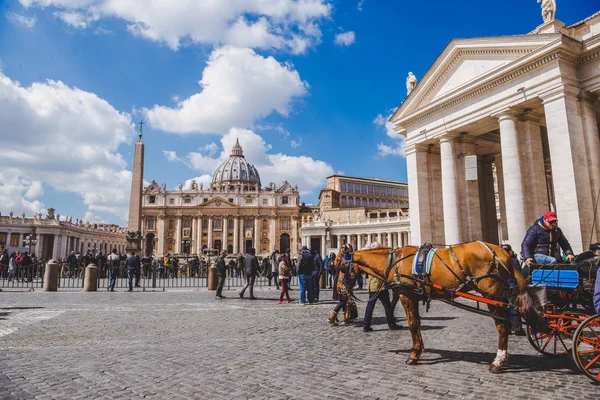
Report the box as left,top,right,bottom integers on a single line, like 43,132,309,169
335,242,547,373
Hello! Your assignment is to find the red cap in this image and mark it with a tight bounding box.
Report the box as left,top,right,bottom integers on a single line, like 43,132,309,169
544,211,558,222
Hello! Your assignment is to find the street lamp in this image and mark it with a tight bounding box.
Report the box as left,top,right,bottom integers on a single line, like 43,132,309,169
22,230,38,255
87,244,98,257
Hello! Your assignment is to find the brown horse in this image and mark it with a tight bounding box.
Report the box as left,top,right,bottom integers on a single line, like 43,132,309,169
335,242,547,373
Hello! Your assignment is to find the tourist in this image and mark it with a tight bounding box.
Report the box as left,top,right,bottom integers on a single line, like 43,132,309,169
163,253,171,279
125,251,141,292
239,248,259,299
328,244,355,326
237,253,245,278
7,252,16,282
324,252,335,289
0,248,8,278
15,252,23,282
22,252,32,282
362,274,401,332
312,248,324,302
278,253,294,304
522,211,574,267
215,250,227,300
269,250,280,289
106,249,120,292
296,245,316,305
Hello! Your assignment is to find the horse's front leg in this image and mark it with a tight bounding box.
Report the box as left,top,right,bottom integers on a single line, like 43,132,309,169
487,305,510,373
400,294,424,365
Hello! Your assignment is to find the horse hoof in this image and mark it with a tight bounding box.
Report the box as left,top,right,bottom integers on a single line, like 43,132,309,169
405,358,418,365
489,364,502,374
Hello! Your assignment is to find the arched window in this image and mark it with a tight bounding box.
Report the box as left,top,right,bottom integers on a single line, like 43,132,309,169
215,218,222,229
394,201,400,208
362,198,367,207
246,219,253,228
388,200,393,208
168,219,174,230
341,196,347,206
202,219,208,229
228,219,234,229
375,199,381,208
348,196,354,206
368,198,374,207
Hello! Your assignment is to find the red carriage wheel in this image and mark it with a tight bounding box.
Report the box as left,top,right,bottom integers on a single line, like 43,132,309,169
572,314,600,383
526,309,587,356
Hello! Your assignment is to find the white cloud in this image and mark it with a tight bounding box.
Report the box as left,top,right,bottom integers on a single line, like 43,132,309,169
145,46,308,135
357,0,366,11
374,112,405,157
20,0,332,52
373,113,396,139
0,173,46,215
53,11,96,28
184,175,213,190
290,138,302,148
164,128,333,196
6,12,37,28
334,31,355,46
377,142,405,157
163,150,181,162
0,71,135,221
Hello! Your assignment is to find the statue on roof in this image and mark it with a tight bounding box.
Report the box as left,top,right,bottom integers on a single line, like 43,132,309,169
406,72,417,96
538,0,556,23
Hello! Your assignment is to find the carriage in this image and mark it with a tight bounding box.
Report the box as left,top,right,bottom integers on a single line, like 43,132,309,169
526,250,600,383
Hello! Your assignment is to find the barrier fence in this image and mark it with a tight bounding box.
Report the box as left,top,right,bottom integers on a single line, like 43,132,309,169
0,261,300,291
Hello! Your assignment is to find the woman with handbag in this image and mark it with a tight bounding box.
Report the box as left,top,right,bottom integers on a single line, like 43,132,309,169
328,244,357,326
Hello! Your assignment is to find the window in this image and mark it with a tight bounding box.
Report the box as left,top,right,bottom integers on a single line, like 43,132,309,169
341,196,347,206
228,198,234,203
169,198,175,205
354,183,360,193
348,197,354,207
147,218,155,230
184,219,191,228
149,196,156,204
245,198,252,204
0,233,6,248
246,219,253,228
10,234,20,247
214,219,222,229
361,184,367,193
263,199,268,205
168,219,174,230
394,201,400,208
263,219,268,230
375,199,381,208
388,200,393,208
203,198,208,203
282,196,288,204
184,198,191,204
228,219,234,229
202,219,208,229
362,198,367,207
282,219,289,230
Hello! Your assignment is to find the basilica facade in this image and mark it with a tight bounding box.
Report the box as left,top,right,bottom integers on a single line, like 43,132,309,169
140,140,300,257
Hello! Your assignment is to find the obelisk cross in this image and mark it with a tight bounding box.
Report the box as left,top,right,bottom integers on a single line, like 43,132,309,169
138,120,144,141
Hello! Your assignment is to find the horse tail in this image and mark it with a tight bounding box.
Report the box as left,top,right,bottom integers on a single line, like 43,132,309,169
511,264,548,334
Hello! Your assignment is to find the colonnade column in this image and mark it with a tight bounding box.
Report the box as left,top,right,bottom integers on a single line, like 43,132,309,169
439,136,462,245
157,216,165,257
357,234,362,250
233,216,239,254
405,144,435,245
579,92,600,241
175,216,182,254
541,89,594,252
270,217,277,252
207,217,213,250
387,232,392,248
376,232,382,244
320,235,326,257
253,217,260,252
291,216,299,256
497,110,528,247
196,216,203,254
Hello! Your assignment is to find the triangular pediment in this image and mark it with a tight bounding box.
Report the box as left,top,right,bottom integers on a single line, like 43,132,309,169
199,197,236,208
391,35,558,124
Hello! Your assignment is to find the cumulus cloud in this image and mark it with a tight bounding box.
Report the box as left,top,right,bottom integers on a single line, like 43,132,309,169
6,12,37,28
357,0,366,11
19,0,332,52
334,31,355,46
0,173,46,215
0,71,135,221
290,138,302,148
164,128,333,196
145,46,308,135
374,112,405,157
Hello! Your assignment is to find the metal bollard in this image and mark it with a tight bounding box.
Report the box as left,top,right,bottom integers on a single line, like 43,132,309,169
83,263,98,292
207,262,217,290
43,260,59,292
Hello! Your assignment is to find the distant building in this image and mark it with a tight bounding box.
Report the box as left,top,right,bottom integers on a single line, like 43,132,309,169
0,208,127,260
300,175,410,255
141,139,301,257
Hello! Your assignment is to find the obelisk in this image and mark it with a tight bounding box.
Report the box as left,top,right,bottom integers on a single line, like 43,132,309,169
126,121,145,252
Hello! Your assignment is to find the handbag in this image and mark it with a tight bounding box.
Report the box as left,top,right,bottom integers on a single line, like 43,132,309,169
346,301,358,320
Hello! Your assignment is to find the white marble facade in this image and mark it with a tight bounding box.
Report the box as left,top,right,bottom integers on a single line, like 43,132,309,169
391,12,600,253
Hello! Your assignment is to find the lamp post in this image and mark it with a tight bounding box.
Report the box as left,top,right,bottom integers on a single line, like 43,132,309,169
22,230,38,255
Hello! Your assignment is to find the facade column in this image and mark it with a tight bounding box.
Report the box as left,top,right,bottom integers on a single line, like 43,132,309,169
440,136,462,245
336,234,341,248
222,215,228,252
59,234,68,259
175,216,182,254
233,216,239,254
494,157,508,242
320,234,326,256
196,216,202,254
387,232,392,248
520,113,549,220
497,110,528,247
579,92,600,241
291,216,299,256
254,217,260,252
207,217,213,250
157,216,165,257
478,155,500,244
376,232,382,244
357,234,362,250
270,217,277,252
406,144,437,245
542,89,595,252
239,216,245,253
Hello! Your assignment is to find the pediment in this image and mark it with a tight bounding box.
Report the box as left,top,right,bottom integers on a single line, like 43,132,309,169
199,197,236,208
392,35,557,124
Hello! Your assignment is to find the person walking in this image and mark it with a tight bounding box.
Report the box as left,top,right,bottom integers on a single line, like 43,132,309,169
362,275,401,332
106,249,120,292
125,251,141,292
324,252,335,289
239,248,259,299
215,250,227,300
312,248,324,302
329,244,356,326
0,248,8,279
278,253,294,304
296,246,316,305
7,252,16,282
269,250,280,289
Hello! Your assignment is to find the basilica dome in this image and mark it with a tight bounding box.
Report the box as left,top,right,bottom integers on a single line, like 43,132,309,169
211,139,261,190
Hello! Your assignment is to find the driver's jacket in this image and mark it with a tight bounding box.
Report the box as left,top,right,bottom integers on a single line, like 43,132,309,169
521,217,573,261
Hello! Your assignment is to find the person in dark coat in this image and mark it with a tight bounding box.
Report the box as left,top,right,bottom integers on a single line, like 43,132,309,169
297,246,316,304
125,251,141,292
521,211,575,268
239,248,259,299
215,250,227,300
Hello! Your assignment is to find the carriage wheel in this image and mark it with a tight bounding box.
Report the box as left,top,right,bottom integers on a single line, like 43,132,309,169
572,314,600,383
526,310,587,356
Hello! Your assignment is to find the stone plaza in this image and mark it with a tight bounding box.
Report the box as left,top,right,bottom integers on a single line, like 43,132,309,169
0,288,597,399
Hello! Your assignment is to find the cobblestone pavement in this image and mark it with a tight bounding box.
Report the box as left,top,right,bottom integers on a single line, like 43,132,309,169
0,288,598,399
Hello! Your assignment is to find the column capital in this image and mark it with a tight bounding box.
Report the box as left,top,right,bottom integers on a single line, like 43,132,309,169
539,84,580,105
492,107,521,122
518,109,544,124
577,90,599,105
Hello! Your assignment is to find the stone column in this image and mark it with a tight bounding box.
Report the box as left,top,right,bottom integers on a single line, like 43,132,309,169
270,217,277,252
59,234,68,259
233,216,239,254
497,109,528,247
478,155,499,244
157,216,165,257
336,235,341,248
357,234,362,250
387,232,392,248
520,113,549,220
440,135,462,245
377,232,382,244
542,89,594,252
175,216,182,254
321,234,326,256
196,216,203,254
579,92,600,241
207,217,213,250
291,216,299,256
254,217,260,252
239,217,245,253
494,157,509,243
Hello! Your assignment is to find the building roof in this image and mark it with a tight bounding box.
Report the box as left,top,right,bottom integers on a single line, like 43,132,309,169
211,139,261,188
327,174,407,186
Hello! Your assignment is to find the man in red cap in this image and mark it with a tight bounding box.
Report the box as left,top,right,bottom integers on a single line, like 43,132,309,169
521,211,575,267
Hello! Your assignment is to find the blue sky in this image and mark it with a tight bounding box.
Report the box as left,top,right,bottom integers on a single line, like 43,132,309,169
0,0,597,225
